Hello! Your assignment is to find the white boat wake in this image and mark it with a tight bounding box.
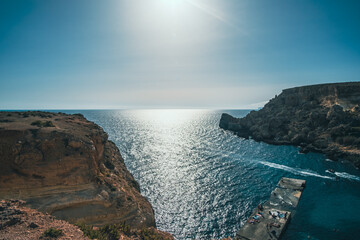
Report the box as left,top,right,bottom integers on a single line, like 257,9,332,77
334,172,360,181
259,161,335,180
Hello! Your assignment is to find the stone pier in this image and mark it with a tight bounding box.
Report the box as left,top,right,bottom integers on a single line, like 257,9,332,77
236,177,306,240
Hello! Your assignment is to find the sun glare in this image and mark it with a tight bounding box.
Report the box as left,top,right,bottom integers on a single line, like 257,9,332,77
163,0,184,7
133,109,201,126
120,0,216,47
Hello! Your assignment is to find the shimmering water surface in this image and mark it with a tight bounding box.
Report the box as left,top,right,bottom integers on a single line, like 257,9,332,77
62,110,360,239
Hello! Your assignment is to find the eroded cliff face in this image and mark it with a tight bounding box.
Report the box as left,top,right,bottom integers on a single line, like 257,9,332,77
220,82,360,168
0,111,155,229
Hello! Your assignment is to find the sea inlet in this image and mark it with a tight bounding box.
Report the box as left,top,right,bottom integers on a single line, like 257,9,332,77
58,109,360,240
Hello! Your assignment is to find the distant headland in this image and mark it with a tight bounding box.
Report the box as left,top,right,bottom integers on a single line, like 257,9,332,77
220,82,360,168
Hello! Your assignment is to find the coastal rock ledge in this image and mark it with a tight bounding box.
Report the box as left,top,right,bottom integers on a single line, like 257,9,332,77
0,111,156,229
220,82,360,168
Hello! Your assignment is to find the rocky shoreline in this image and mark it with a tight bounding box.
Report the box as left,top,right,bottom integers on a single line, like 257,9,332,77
220,82,360,168
0,111,173,239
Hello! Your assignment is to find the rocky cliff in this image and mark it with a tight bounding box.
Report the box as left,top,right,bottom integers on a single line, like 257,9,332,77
220,82,360,168
0,199,88,240
0,111,155,229
0,199,173,240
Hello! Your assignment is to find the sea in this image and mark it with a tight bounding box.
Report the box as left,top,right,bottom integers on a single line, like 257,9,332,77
58,109,360,240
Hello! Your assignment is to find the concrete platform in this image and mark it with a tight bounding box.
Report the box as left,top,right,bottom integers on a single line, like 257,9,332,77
236,177,306,240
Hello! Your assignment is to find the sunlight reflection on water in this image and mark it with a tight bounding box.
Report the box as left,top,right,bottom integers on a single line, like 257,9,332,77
62,109,360,240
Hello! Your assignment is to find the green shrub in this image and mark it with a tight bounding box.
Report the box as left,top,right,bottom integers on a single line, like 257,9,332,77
100,224,120,240
44,121,54,127
139,228,164,240
76,223,171,240
76,222,131,240
73,113,85,118
31,120,54,127
42,228,63,238
75,223,102,239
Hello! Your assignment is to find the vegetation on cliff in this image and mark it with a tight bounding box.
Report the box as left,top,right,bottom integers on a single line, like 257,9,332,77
0,199,88,240
220,82,360,168
75,222,173,240
0,200,173,240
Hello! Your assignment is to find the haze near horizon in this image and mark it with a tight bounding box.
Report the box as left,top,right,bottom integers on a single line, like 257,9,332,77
1,0,359,109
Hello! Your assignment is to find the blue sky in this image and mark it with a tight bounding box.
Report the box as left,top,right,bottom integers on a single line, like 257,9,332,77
1,0,359,109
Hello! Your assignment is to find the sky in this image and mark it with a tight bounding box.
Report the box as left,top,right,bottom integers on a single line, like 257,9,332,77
0,0,360,109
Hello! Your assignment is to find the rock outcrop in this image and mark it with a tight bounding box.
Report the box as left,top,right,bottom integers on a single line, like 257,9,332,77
0,111,155,229
220,82,360,168
0,199,88,240
0,199,174,240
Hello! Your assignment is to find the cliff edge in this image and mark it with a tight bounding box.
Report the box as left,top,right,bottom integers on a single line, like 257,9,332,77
0,199,173,240
220,82,360,168
0,199,88,240
0,111,155,229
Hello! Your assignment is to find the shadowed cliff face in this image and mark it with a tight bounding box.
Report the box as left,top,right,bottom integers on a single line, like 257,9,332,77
220,82,360,168
0,111,155,229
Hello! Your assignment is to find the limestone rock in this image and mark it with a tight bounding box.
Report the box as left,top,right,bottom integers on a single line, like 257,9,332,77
0,111,155,229
219,82,360,168
0,200,174,240
0,199,88,240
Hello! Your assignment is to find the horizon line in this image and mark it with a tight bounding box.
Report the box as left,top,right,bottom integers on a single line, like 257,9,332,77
0,107,260,111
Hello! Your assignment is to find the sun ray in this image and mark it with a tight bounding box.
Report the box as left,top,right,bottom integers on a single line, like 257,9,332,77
184,0,247,35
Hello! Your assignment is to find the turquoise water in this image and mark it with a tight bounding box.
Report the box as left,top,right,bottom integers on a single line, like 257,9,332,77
61,109,360,239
